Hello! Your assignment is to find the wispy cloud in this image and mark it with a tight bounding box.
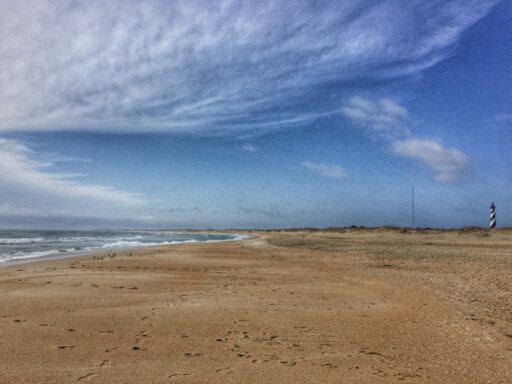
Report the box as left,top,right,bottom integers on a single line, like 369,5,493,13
238,206,279,218
0,138,143,205
0,0,497,133
242,144,258,153
342,96,471,182
302,161,349,180
495,114,512,125
341,97,410,140
0,204,40,217
391,139,471,182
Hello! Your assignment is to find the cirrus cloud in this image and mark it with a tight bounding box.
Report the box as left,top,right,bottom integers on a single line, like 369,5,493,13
0,0,498,133
495,114,512,125
341,96,410,140
302,161,349,180
0,138,144,205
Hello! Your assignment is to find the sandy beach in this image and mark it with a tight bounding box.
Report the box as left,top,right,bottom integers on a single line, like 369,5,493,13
1,228,511,383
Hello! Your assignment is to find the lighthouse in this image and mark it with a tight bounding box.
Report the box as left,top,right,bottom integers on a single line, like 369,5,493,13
489,202,496,229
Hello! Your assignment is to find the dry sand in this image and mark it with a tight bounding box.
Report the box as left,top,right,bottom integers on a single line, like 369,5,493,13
1,229,511,383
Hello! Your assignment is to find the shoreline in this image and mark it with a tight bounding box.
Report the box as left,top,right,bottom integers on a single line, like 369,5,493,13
0,231,253,269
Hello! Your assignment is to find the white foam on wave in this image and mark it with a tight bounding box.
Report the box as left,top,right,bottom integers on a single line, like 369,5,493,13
0,233,251,264
101,239,200,248
232,234,251,241
0,247,96,263
0,237,46,244
120,235,144,240
0,249,62,262
100,234,249,249
0,236,104,244
53,236,99,243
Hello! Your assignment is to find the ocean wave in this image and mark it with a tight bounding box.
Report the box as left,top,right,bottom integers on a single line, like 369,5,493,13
120,235,145,240
53,236,99,242
101,239,200,248
101,235,249,248
0,249,62,262
0,236,102,244
232,234,251,241
0,232,250,264
0,237,46,244
0,236,145,245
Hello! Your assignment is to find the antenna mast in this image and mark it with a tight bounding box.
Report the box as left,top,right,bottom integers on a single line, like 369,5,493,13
412,186,415,228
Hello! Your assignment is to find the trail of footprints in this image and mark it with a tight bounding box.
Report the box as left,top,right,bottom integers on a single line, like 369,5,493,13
211,322,313,368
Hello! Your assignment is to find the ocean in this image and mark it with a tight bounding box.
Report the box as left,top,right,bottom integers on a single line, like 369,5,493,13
0,230,246,264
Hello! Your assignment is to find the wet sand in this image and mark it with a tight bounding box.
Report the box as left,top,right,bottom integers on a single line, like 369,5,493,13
1,229,511,383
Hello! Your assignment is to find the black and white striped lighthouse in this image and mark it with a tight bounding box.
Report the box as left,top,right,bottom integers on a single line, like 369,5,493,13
489,202,496,229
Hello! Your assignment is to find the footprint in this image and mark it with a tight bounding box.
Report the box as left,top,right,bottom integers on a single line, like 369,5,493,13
215,367,234,374
169,373,192,379
99,360,111,367
77,373,97,381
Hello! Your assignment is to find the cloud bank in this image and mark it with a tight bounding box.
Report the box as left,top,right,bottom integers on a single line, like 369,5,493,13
0,0,498,133
0,138,143,205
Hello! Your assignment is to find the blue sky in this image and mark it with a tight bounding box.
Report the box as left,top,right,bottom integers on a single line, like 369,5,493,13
0,0,511,229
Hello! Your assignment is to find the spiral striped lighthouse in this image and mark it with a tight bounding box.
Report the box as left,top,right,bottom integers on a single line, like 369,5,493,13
489,202,496,229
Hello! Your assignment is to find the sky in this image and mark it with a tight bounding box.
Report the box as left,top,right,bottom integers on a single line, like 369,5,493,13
0,0,511,229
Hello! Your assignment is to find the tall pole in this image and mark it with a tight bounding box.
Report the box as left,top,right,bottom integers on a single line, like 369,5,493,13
412,186,415,228
489,202,496,229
